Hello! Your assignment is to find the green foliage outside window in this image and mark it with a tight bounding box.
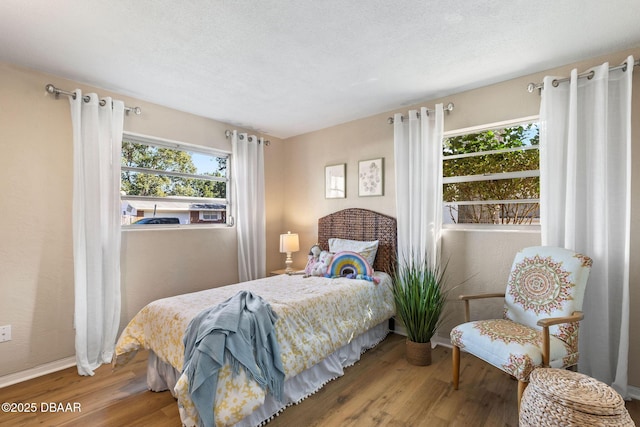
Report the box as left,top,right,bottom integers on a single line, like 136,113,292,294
120,141,227,199
443,123,540,224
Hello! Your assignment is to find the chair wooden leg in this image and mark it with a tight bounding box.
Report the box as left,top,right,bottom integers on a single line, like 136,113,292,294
452,345,460,390
517,380,527,411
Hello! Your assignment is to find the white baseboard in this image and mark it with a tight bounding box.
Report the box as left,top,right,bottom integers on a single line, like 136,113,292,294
628,385,640,400
0,357,76,389
391,322,452,349
430,334,452,349
392,322,407,337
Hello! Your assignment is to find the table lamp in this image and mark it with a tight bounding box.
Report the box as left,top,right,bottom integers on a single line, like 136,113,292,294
279,231,300,274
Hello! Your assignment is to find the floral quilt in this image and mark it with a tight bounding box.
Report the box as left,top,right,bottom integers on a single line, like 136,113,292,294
114,273,394,427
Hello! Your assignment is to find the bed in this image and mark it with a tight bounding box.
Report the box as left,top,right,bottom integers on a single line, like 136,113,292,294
114,208,397,427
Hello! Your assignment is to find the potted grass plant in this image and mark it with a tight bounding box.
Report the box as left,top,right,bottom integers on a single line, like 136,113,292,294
392,254,449,366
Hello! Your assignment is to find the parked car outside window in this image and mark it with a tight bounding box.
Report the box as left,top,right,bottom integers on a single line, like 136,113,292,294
133,217,180,225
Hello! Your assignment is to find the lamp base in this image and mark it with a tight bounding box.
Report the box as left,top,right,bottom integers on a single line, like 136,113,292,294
284,253,294,275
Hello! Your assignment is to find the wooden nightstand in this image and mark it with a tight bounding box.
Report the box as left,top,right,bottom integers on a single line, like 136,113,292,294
269,269,288,276
269,269,305,276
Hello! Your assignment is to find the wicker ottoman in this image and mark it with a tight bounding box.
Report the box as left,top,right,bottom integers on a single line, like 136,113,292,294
520,368,635,426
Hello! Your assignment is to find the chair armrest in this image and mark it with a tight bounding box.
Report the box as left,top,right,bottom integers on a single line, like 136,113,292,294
459,293,506,322
537,311,584,366
536,311,584,328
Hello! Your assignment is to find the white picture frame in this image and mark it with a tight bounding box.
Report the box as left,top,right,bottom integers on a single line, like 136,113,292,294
358,157,384,197
325,163,346,199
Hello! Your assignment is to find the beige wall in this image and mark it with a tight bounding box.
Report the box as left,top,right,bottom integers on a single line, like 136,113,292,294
281,47,640,388
0,62,285,377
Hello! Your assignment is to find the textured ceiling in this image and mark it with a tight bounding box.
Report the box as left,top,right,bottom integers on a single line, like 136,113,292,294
2,1,640,138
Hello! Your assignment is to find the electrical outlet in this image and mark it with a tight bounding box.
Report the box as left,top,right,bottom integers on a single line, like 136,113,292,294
0,325,11,342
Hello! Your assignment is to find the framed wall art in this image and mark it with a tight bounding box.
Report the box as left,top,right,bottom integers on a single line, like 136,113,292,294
358,157,384,197
325,163,346,199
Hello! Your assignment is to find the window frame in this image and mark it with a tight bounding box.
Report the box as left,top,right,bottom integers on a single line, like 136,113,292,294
120,131,232,229
442,116,540,230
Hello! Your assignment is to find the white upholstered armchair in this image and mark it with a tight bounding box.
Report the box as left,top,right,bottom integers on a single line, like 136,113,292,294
450,246,593,407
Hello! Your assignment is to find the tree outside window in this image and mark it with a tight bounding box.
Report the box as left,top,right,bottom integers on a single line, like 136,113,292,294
120,137,229,226
443,123,540,225
121,141,227,199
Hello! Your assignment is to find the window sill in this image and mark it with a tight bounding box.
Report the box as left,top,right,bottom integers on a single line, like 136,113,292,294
122,223,233,231
442,223,540,233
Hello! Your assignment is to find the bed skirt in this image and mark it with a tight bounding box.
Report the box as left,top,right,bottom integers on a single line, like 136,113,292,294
146,321,390,427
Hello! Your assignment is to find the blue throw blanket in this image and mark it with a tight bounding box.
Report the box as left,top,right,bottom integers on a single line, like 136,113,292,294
182,290,285,427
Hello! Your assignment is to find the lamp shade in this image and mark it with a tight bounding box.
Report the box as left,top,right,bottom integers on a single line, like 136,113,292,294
279,232,299,253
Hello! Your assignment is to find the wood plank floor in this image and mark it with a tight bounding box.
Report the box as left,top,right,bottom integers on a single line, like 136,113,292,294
0,333,638,426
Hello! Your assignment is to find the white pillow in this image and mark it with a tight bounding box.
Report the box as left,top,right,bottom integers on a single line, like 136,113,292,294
328,238,379,267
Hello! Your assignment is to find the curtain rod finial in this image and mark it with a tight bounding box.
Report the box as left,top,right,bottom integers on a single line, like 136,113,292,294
45,84,58,96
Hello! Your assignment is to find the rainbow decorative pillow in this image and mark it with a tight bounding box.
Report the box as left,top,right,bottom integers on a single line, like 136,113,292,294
328,238,378,267
326,251,375,281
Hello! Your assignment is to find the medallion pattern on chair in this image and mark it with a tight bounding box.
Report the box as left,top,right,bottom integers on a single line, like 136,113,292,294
474,319,541,345
556,321,580,353
507,255,573,315
575,253,594,268
502,353,536,380
450,328,464,349
562,351,579,367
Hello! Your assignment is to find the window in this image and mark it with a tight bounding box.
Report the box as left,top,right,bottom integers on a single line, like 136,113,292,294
443,119,540,225
120,133,230,226
201,211,222,221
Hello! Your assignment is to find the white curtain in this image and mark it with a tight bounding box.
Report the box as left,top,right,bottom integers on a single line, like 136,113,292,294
540,56,633,397
394,105,444,266
231,131,266,282
70,91,124,376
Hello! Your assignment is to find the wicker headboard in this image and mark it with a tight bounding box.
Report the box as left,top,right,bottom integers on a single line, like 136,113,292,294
317,208,397,274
